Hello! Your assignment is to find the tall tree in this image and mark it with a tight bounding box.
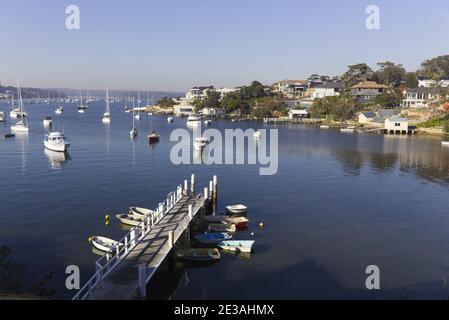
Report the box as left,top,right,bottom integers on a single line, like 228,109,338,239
375,61,406,87
420,55,449,79
405,72,419,88
341,63,374,87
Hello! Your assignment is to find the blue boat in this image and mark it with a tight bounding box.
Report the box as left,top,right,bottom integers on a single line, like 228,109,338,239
195,232,232,244
218,240,255,253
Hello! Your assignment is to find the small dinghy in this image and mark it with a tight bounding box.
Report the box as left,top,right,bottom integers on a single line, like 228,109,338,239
129,207,156,219
175,248,220,262
203,215,228,223
208,223,236,233
218,240,255,253
195,232,232,244
116,214,142,226
91,236,122,253
4,133,15,139
225,216,249,230
226,204,248,215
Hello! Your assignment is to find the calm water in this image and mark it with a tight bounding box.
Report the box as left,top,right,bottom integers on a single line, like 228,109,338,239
1,101,449,300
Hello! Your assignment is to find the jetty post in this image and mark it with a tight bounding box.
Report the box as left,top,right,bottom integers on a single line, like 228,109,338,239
138,266,147,298
191,174,195,195
184,180,189,196
213,175,218,214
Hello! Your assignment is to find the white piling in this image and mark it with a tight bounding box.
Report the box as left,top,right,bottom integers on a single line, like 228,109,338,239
191,174,195,195
209,181,213,198
168,230,175,248
204,187,208,200
188,204,193,219
184,180,189,196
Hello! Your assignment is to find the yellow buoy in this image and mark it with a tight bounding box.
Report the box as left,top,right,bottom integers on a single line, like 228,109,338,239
105,214,110,220
259,222,265,228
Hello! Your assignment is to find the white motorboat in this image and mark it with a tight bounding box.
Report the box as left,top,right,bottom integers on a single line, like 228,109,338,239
320,125,330,129
254,130,262,139
78,89,88,113
55,106,64,115
11,82,29,133
226,204,248,215
116,214,142,226
129,207,156,219
0,111,5,122
91,236,123,253
187,115,201,127
44,131,70,152
204,120,212,126
194,137,209,151
341,127,355,133
43,116,52,127
167,117,174,123
102,89,111,123
442,141,449,147
134,113,141,120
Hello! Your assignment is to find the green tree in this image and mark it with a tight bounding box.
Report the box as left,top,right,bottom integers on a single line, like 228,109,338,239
374,88,403,108
420,55,449,79
341,63,374,87
251,107,272,118
375,62,406,87
157,97,175,108
310,94,359,121
405,72,419,88
193,90,221,112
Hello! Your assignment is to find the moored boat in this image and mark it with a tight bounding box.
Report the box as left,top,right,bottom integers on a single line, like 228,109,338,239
195,232,232,244
187,115,201,127
129,207,156,219
148,131,160,144
0,111,5,122
116,213,142,226
341,127,355,133
254,130,262,139
218,240,255,253
208,223,237,233
194,137,209,151
224,216,250,230
44,131,70,152
91,236,123,253
43,116,52,127
226,204,248,215
203,215,228,223
442,141,449,147
175,248,220,262
167,117,174,123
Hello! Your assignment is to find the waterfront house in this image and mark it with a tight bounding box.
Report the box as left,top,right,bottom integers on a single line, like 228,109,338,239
202,107,225,116
186,86,238,102
312,82,344,99
358,112,376,124
401,87,449,108
418,77,449,88
173,100,195,116
350,81,389,101
288,109,310,119
384,117,412,134
273,80,308,98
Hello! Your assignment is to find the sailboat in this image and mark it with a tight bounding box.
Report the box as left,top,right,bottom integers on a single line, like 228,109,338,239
134,91,141,120
55,93,64,114
11,82,29,133
102,89,111,123
77,89,87,113
148,97,160,144
130,98,138,137
10,91,27,118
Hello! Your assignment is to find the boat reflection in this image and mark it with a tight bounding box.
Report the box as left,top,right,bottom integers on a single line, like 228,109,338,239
44,149,71,170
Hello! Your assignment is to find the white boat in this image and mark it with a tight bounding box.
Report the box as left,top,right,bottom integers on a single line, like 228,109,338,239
9,91,28,118
134,113,141,120
130,98,138,137
77,89,88,113
208,223,237,233
254,130,262,139
175,248,220,262
91,236,122,253
116,213,142,226
187,115,201,127
134,91,142,120
167,117,173,123
0,111,5,122
341,127,355,133
218,240,255,253
320,125,330,129
194,137,209,151
102,89,111,123
129,207,156,219
43,116,52,127
11,82,29,133
44,131,70,152
204,120,212,126
442,141,449,147
55,106,64,115
226,204,248,215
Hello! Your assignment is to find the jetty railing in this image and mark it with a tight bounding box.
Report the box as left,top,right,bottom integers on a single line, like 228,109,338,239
72,184,185,300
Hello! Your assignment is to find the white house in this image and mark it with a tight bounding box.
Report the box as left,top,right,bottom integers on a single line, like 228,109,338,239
385,117,409,133
202,107,225,116
273,80,308,98
358,112,376,124
312,82,344,99
186,86,238,102
401,87,447,108
418,77,449,88
288,109,309,119
173,100,195,116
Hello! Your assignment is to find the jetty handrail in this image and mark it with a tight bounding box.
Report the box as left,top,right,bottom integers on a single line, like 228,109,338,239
72,184,185,300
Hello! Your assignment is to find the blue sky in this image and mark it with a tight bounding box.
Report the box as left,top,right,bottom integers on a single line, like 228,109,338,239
1,0,449,92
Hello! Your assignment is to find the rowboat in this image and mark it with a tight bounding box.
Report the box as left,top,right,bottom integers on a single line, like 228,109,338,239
116,214,142,226
91,236,122,253
226,204,248,215
129,207,155,219
203,215,228,223
4,133,15,139
218,240,255,253
208,223,236,233
195,232,233,244
175,248,220,262
224,216,249,230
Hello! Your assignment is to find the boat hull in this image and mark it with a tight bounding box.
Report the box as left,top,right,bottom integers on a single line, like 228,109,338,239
218,240,255,253
44,141,70,152
175,249,220,262
11,125,29,133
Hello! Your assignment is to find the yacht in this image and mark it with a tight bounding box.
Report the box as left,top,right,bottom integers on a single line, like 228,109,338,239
102,89,111,123
167,117,174,123
78,89,88,113
130,98,138,137
55,106,64,115
341,127,356,133
194,137,209,151
44,131,70,152
9,92,28,118
11,82,29,133
148,130,160,144
43,116,53,127
187,115,201,127
204,119,212,126
254,130,262,139
0,111,5,122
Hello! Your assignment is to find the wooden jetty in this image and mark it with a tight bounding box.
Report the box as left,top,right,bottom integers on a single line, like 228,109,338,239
73,174,217,300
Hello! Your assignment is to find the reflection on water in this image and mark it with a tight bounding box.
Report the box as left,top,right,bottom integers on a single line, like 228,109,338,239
44,149,71,170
